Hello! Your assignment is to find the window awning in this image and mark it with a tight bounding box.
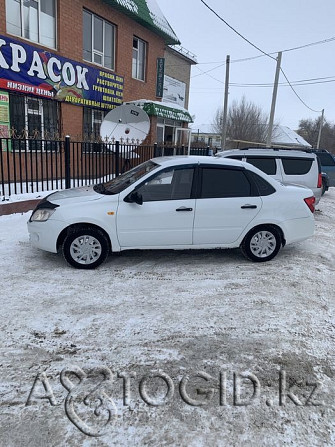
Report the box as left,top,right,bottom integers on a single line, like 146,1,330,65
126,100,193,123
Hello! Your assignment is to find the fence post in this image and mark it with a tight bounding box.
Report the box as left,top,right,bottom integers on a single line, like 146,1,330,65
154,142,158,157
65,135,71,189
115,140,120,177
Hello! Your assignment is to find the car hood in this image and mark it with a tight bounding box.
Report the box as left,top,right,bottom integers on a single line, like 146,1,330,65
47,186,104,204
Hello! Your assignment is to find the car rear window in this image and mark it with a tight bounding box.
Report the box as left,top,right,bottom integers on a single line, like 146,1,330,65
317,153,335,166
245,157,277,175
281,158,313,175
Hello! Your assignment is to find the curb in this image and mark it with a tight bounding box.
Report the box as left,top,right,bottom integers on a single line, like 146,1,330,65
0,199,41,216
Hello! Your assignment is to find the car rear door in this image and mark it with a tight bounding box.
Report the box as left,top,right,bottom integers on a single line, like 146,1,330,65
193,165,262,245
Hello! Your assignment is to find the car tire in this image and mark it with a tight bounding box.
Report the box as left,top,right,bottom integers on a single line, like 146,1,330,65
62,227,109,269
322,180,327,196
241,225,281,262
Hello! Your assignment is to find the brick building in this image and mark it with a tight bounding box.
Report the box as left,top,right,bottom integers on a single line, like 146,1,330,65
0,0,195,144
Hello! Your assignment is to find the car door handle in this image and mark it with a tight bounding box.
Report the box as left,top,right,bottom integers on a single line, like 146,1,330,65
241,204,257,209
176,207,193,212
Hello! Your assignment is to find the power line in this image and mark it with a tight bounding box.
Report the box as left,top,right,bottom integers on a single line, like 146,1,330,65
168,34,335,68
191,63,226,79
229,75,335,87
192,65,224,84
199,0,323,113
280,68,322,113
190,35,335,77
200,0,276,60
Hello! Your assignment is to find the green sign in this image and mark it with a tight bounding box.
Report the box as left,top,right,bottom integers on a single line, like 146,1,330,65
0,91,11,151
102,0,180,45
130,101,192,123
156,58,165,98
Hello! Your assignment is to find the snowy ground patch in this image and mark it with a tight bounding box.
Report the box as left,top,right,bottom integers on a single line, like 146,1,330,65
0,191,335,446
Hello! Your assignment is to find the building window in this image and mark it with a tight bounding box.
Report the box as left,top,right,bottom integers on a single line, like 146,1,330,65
9,93,59,151
9,93,59,139
6,0,56,48
83,107,107,141
83,10,115,70
132,37,146,81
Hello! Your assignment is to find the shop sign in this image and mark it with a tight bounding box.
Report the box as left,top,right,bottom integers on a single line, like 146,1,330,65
0,91,11,150
0,35,124,110
129,100,193,123
163,75,186,108
156,58,165,98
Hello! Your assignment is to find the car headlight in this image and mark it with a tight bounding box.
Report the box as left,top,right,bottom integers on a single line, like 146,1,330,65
30,209,56,222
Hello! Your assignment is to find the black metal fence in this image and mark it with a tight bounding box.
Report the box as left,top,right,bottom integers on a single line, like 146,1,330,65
0,137,215,198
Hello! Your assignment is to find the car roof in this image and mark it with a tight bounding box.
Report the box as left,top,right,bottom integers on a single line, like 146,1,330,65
217,148,317,158
150,155,280,188
152,155,246,167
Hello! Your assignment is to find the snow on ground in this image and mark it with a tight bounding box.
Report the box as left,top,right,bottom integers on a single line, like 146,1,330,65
0,191,335,446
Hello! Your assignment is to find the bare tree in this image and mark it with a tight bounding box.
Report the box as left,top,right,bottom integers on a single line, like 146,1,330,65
212,96,269,147
297,117,335,152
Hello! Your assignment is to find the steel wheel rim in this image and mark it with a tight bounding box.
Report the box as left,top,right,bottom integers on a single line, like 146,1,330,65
250,231,276,258
70,235,102,265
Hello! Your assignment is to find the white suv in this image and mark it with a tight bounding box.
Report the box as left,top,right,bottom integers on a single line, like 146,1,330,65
27,156,315,268
216,148,322,203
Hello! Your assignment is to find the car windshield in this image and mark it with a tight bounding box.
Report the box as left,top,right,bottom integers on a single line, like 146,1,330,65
94,160,159,195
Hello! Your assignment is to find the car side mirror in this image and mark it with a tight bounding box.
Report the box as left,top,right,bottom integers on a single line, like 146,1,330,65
124,191,143,205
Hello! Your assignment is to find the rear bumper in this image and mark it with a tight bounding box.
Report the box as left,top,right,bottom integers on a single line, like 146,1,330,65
312,187,322,204
281,216,315,245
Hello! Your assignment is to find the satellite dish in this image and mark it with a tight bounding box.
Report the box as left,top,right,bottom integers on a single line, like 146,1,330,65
100,104,150,143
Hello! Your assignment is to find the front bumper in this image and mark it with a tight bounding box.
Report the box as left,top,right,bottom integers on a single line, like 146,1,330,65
27,219,67,253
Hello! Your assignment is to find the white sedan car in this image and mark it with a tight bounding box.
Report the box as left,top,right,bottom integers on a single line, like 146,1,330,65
27,156,315,268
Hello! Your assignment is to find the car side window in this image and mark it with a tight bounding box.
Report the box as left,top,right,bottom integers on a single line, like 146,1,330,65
226,155,244,160
245,157,277,175
136,167,194,202
247,171,276,196
281,158,313,175
317,153,335,166
200,167,251,198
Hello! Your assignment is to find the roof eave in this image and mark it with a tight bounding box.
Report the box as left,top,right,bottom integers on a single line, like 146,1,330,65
101,0,180,45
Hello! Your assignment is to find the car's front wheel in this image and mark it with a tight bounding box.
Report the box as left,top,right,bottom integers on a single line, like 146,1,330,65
62,227,109,269
241,226,281,262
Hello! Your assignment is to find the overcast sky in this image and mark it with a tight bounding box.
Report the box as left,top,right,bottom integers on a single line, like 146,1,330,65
156,0,335,132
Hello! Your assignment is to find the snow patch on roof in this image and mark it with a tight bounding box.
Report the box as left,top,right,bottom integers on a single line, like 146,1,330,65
272,125,311,148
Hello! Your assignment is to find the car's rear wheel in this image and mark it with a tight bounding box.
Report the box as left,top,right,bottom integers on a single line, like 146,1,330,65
62,227,109,269
241,226,281,262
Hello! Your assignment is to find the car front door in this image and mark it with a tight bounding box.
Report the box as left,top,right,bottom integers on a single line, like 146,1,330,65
193,165,262,245
117,165,196,248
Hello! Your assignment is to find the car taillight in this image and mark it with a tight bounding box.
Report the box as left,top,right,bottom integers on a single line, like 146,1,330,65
304,196,315,213
317,173,322,188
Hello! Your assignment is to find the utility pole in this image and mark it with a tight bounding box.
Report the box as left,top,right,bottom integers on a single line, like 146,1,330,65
221,55,230,150
266,51,282,147
316,108,324,149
